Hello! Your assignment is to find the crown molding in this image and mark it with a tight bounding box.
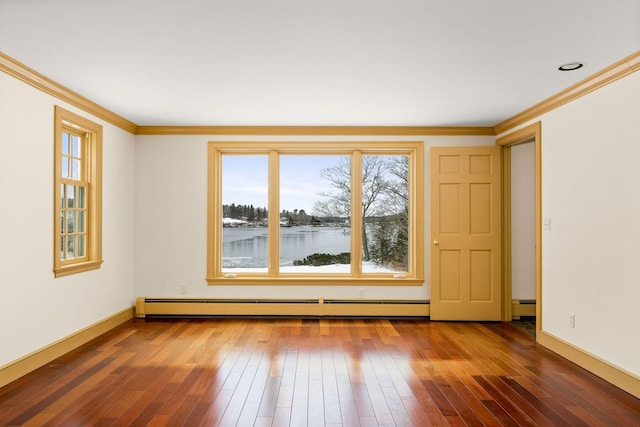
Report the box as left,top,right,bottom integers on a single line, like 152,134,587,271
4,48,638,138
0,51,138,134
496,121,541,146
135,125,495,136
494,50,640,135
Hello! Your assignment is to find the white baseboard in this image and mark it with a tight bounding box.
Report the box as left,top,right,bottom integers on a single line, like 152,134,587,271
0,307,134,388
538,330,640,399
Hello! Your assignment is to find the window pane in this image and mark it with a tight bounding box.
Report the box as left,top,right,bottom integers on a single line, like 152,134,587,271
362,155,409,273
62,156,69,178
62,133,70,155
72,159,80,180
77,186,86,208
67,211,75,233
77,235,86,257
221,155,268,272
72,135,80,157
60,236,66,260
67,235,75,259
61,184,65,208
280,155,351,272
60,210,65,233
67,185,75,208
77,211,85,232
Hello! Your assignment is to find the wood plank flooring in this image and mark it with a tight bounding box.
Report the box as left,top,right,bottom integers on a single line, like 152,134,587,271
1,318,638,426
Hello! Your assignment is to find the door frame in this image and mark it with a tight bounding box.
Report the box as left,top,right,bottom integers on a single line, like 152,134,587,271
496,122,541,340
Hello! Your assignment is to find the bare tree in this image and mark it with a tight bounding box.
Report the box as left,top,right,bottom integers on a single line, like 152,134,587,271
313,156,391,261
313,157,352,219
386,156,408,208
382,155,409,268
385,155,409,234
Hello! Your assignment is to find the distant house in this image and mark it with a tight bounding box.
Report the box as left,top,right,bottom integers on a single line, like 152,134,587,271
222,217,247,227
279,218,291,227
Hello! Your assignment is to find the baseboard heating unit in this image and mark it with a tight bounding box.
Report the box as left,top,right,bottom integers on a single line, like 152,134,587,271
135,297,430,318
511,299,536,318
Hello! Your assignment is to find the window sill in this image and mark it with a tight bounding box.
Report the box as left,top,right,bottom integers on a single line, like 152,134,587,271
206,276,424,286
54,260,103,278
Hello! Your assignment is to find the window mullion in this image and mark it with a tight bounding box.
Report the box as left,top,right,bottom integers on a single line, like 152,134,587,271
268,150,280,277
412,145,424,279
351,151,362,277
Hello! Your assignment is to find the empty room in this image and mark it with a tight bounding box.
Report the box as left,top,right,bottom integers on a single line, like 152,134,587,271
1,0,639,425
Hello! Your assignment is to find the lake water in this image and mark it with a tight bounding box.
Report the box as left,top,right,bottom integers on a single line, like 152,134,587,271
222,226,351,269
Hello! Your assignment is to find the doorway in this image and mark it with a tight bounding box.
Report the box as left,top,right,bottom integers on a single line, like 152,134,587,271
497,122,541,340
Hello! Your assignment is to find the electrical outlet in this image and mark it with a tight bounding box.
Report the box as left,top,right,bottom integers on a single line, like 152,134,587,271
569,313,575,328
358,288,365,298
179,282,187,294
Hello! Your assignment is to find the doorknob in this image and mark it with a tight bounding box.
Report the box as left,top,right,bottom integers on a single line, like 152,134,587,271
433,241,439,246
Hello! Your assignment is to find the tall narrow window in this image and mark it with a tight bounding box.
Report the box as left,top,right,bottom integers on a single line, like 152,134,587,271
207,141,423,285
53,106,103,277
221,154,269,272
280,154,352,273
362,154,409,273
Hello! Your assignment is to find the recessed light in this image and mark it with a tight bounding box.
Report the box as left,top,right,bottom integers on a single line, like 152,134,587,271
558,62,585,71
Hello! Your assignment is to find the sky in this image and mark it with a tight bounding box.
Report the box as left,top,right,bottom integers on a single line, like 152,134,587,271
222,154,348,213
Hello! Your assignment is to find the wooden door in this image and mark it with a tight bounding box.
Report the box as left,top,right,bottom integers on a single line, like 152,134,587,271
430,146,501,320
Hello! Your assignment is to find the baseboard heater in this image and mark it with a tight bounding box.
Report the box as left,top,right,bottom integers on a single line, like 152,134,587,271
512,299,536,318
135,297,430,318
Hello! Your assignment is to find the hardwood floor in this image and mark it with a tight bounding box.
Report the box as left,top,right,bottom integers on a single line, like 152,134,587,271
1,318,638,426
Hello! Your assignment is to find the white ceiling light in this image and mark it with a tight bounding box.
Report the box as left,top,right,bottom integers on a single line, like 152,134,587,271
558,62,585,71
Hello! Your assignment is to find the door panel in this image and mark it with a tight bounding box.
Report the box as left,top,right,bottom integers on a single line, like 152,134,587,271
469,183,492,233
439,184,461,234
430,146,501,320
440,250,462,301
470,250,492,301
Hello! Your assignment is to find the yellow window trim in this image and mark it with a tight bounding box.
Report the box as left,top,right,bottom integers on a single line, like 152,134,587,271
53,106,103,277
54,260,104,278
206,140,424,285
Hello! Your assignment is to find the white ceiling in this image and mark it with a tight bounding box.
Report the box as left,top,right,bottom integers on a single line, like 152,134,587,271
1,0,638,127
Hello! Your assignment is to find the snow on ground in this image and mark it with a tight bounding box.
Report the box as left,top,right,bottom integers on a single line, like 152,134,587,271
222,261,395,274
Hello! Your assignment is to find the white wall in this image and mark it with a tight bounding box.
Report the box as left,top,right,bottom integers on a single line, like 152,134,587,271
526,71,640,376
510,142,536,299
0,73,136,367
134,134,494,300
